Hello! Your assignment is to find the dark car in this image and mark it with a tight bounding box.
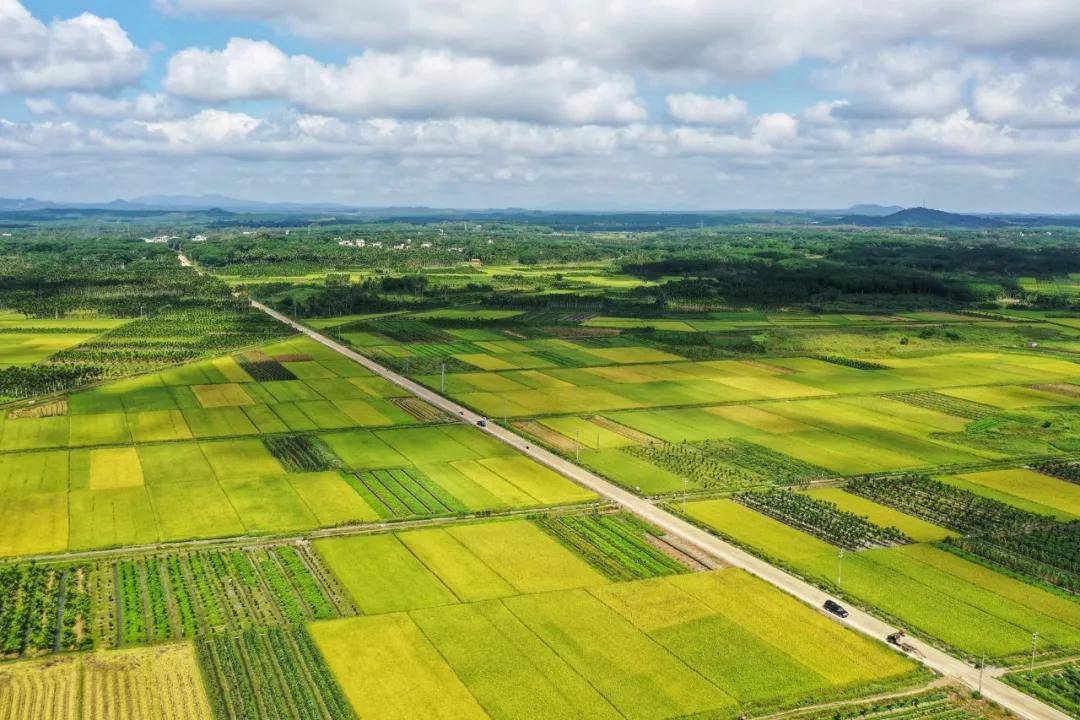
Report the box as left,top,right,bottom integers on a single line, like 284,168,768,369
824,599,849,618
476,418,487,427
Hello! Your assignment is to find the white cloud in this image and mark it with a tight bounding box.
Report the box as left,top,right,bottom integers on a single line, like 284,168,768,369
859,110,1025,158
666,93,748,125
66,93,182,120
824,45,971,118
802,100,848,124
161,1,1080,77
972,60,1080,128
0,1,146,93
5,0,1080,211
752,113,799,144
165,38,645,124
143,109,262,148
25,97,59,115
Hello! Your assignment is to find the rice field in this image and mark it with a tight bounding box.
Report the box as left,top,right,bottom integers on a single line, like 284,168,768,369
0,336,596,558
941,468,1080,521
311,567,919,720
6,296,1080,719
370,315,1080,489
0,643,212,720
682,498,1080,661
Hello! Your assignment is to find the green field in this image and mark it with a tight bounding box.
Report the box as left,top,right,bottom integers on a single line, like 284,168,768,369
941,468,1080,520
311,563,918,720
0,336,596,557
5,232,1080,720
683,498,1080,661
365,312,1080,487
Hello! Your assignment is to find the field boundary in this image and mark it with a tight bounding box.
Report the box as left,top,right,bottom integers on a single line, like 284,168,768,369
249,299,1073,720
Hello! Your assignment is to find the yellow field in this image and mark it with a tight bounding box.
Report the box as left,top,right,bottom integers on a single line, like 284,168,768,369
0,491,68,557
191,383,255,408
209,356,252,383
0,644,210,720
0,655,79,720
713,375,833,399
705,404,815,433
88,448,144,490
81,644,212,720
311,614,489,720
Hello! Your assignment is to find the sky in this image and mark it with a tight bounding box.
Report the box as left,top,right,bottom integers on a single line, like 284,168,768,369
2,1,1080,212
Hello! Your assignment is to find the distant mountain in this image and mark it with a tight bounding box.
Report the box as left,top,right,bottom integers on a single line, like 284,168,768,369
125,194,361,212
844,204,905,217
0,195,365,213
2,198,1079,229
838,206,1007,229
0,197,59,211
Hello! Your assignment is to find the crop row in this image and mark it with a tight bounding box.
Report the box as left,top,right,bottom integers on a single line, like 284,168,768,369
0,563,92,659
847,475,1079,592
96,544,352,648
890,392,995,420
846,475,1052,536
1031,460,1080,485
235,351,297,381
197,626,356,720
627,441,760,491
407,341,483,357
361,319,453,343
706,438,829,485
786,689,989,720
391,397,447,423
535,513,689,581
350,467,465,519
1003,661,1080,719
737,489,910,550
815,354,890,370
374,352,474,375
944,523,1079,594
264,435,339,472
1,302,288,398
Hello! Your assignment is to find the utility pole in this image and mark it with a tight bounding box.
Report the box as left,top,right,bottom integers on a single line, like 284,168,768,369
837,548,845,586
576,430,581,461
683,476,688,509
440,362,445,393
978,655,985,694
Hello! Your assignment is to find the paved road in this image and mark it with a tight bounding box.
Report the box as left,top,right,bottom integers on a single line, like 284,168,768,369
251,300,1068,720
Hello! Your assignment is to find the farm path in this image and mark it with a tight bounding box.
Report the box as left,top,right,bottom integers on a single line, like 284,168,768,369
251,299,1070,720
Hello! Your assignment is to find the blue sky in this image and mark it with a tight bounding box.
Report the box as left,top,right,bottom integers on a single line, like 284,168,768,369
3,1,1080,211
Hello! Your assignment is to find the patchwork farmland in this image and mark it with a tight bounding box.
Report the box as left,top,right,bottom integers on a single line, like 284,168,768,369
2,231,1079,720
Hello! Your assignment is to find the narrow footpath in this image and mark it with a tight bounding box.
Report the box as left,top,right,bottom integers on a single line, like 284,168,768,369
251,297,1069,720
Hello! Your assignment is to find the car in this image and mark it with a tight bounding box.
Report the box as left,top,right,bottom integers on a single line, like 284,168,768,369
824,599,849,618
476,418,487,427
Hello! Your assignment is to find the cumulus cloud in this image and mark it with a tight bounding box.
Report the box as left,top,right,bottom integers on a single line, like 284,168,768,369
0,1,146,93
66,93,183,120
666,93,748,125
972,60,1080,128
859,110,1025,158
823,45,971,118
161,1,1080,76
752,113,799,145
6,0,1080,210
164,38,645,124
